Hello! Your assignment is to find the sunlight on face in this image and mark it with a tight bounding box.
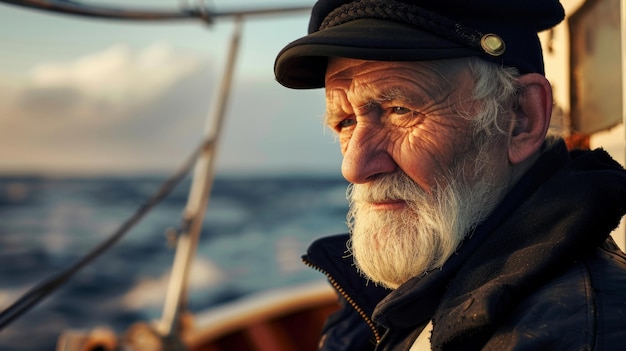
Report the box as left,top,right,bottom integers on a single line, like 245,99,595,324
326,59,512,288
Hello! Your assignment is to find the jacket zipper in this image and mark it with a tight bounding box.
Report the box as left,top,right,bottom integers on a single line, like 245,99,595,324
302,257,382,344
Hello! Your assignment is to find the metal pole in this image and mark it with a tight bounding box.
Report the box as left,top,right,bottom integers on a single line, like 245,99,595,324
158,16,243,338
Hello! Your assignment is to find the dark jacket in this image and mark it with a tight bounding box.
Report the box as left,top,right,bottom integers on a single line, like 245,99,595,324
303,140,626,350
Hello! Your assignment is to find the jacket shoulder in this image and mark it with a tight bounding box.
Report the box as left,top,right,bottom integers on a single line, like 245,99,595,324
585,239,626,350
485,239,626,351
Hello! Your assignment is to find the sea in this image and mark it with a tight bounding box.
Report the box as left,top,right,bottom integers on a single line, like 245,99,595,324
0,173,350,351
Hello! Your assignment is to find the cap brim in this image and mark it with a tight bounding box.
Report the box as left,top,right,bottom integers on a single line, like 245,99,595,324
274,18,479,89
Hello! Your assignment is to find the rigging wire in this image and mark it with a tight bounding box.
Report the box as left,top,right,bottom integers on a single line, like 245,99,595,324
0,0,311,23
0,138,213,332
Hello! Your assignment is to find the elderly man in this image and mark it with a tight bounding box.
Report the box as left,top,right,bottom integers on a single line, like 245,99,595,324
275,0,626,350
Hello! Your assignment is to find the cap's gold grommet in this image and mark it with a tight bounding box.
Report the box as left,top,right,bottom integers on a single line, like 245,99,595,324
481,34,506,56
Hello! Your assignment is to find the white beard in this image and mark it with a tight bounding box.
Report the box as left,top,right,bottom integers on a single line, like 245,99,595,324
347,154,507,289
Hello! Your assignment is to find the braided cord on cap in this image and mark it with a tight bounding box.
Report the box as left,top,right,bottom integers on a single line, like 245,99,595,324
319,0,486,52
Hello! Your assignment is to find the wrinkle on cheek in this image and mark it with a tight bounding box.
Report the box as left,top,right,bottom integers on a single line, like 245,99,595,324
407,125,438,152
401,129,461,183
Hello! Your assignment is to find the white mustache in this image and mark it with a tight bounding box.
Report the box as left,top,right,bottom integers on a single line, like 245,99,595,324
347,171,428,205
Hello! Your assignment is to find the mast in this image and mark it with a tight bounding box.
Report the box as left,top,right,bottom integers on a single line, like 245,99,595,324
157,15,243,340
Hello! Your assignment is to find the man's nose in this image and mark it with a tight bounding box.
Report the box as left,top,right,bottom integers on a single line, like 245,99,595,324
341,125,397,184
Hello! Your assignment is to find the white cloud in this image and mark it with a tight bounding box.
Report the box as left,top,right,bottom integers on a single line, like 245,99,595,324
0,43,215,173
22,42,207,125
0,40,340,175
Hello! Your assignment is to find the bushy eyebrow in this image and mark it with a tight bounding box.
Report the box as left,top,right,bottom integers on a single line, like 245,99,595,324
380,87,409,101
353,85,416,111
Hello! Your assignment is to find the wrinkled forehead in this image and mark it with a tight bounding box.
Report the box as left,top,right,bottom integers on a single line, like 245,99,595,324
323,58,478,116
325,58,472,96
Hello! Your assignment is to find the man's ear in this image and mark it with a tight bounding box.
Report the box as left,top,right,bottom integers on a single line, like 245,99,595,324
508,73,553,164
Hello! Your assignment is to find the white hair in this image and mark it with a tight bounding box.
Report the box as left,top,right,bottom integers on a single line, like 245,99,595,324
467,57,521,137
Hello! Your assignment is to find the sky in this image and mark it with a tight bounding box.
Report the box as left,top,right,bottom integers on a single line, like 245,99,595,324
0,0,343,176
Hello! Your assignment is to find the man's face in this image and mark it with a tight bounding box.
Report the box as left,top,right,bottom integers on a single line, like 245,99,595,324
325,58,482,192
324,58,511,288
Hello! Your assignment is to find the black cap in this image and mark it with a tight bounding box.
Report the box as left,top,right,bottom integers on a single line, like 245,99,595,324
274,0,565,89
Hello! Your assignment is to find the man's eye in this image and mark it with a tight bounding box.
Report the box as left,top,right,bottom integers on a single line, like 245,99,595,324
392,106,411,115
338,118,356,129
